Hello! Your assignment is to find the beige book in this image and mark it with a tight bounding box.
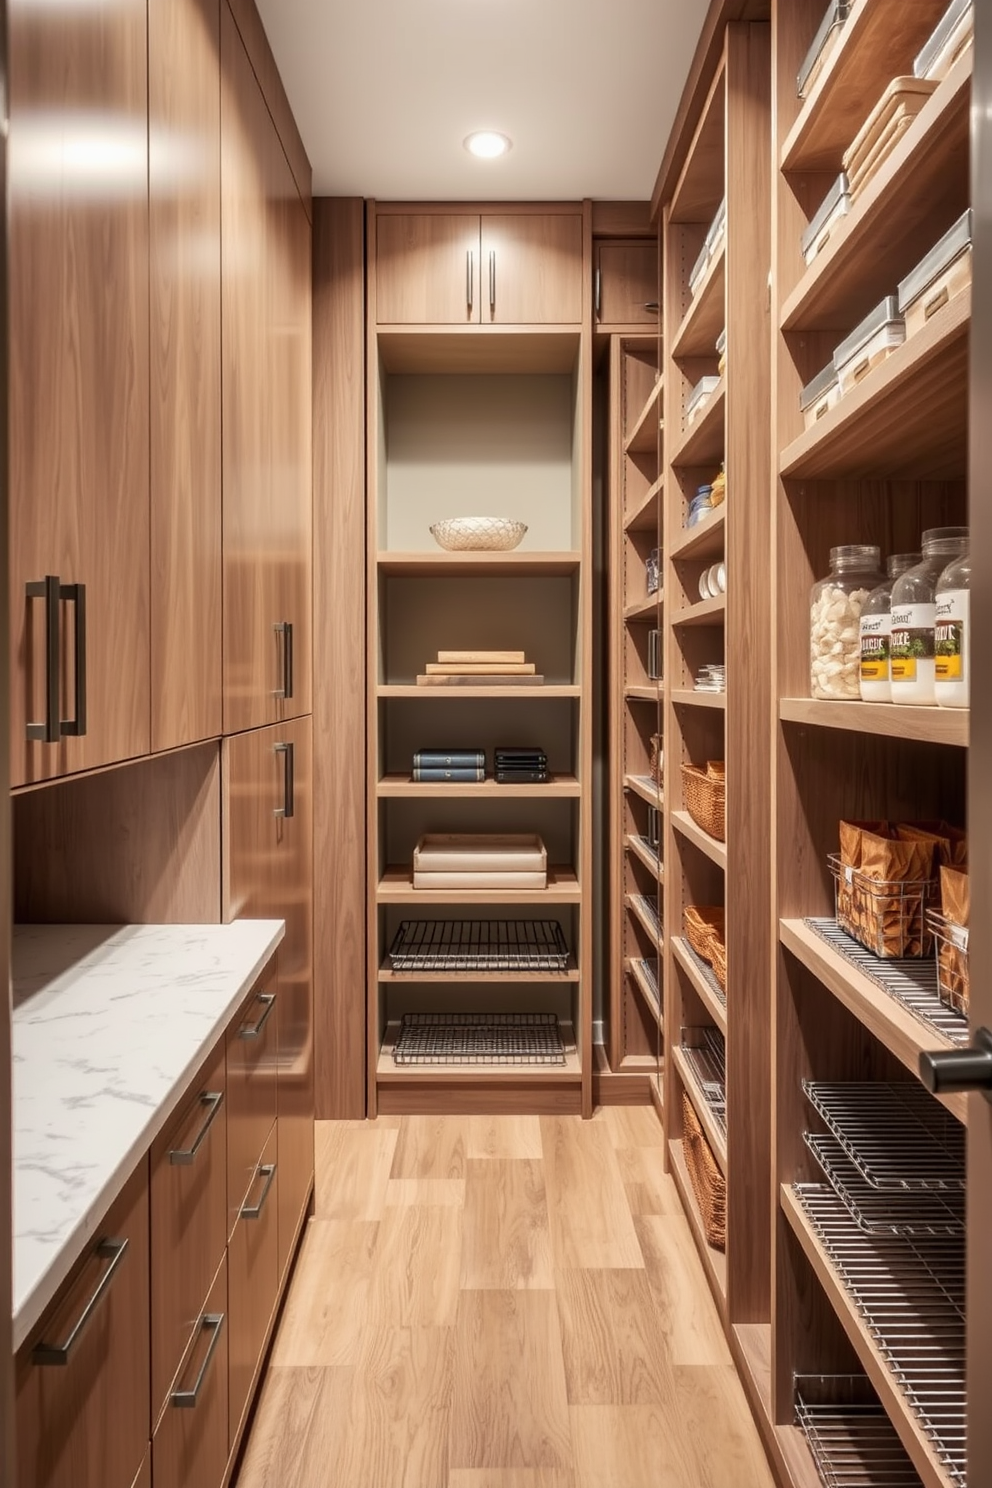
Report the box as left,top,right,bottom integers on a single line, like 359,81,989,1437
413,869,548,890
416,673,545,686
424,662,536,675
414,832,547,874
437,650,526,664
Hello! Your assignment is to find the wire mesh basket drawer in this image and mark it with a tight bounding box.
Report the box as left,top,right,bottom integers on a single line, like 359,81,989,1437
392,1012,567,1065
388,919,570,973
829,854,937,959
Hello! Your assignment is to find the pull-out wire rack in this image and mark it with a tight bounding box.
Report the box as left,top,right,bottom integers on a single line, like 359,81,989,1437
803,1083,965,1192
679,1026,726,1133
677,935,727,1011
388,919,570,973
392,1012,567,1065
803,1132,965,1238
794,1375,923,1487
793,1186,966,1486
630,893,662,935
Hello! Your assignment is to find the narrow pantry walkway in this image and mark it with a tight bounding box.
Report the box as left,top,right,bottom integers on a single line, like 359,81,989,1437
236,1108,774,1487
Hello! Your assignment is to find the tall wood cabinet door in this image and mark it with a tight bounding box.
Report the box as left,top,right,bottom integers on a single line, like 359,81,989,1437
595,240,658,326
375,213,482,323
16,1162,150,1488
152,1255,229,1488
148,0,223,753
9,0,151,788
480,213,583,324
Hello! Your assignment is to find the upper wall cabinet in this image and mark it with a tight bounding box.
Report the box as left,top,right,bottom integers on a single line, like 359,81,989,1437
595,239,659,327
374,208,584,325
220,3,312,734
9,0,151,788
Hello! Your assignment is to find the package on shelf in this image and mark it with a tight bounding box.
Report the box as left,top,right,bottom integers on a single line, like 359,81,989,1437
931,864,970,1013
797,0,851,99
687,197,727,295
842,76,938,199
801,173,851,265
709,463,726,506
914,0,973,82
686,374,721,426
411,831,549,890
833,821,945,958
800,360,841,429
897,209,972,338
832,296,905,395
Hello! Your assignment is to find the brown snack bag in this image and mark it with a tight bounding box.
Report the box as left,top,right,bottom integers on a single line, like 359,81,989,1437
839,820,890,869
941,866,970,927
859,830,934,884
897,822,964,870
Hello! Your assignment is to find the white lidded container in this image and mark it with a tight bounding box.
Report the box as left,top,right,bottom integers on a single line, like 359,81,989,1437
797,0,850,98
802,173,851,265
914,0,973,82
890,528,969,705
800,359,841,430
934,547,970,708
859,553,921,702
833,296,906,395
897,209,972,339
810,545,883,700
686,375,721,425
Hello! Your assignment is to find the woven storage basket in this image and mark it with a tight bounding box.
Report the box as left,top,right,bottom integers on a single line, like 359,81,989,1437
681,762,726,841
682,1094,726,1249
683,905,725,963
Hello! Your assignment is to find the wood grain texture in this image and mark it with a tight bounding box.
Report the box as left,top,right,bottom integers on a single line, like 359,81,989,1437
376,213,481,323
313,1119,398,1220
596,242,658,327
391,1115,468,1179
555,1268,671,1404
130,1451,151,1488
461,1160,553,1291
9,0,150,786
463,1116,543,1160
13,743,222,923
634,1215,732,1366
148,0,223,754
152,1255,229,1488
235,1366,355,1487
222,0,312,214
270,1220,378,1367
370,1203,463,1327
312,199,366,1120
228,1122,279,1452
540,1118,644,1269
336,1326,454,1488
482,215,584,325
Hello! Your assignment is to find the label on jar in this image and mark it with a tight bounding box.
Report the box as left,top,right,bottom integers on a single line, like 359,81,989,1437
935,591,966,681
859,612,889,681
890,602,935,683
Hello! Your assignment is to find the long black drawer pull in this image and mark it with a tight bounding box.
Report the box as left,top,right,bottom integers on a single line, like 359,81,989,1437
31,1238,129,1365
168,1091,224,1165
274,620,293,700
60,581,87,737
241,1162,276,1220
26,575,61,743
170,1313,225,1408
237,991,276,1041
274,741,295,819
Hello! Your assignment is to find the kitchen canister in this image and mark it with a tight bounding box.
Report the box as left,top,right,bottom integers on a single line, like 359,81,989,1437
934,545,970,708
810,545,883,700
890,528,968,705
859,552,920,702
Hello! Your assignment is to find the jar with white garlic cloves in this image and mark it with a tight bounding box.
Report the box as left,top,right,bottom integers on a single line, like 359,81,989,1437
810,545,883,700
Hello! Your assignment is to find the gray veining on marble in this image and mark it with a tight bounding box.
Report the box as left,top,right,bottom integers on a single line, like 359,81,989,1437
12,919,284,1351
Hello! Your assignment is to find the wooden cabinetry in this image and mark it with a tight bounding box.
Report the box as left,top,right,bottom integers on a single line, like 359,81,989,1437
373,207,584,325
151,1256,229,1488
226,962,279,1230
15,1164,150,1488
9,0,151,788
227,1121,279,1451
220,1,312,735
596,240,659,327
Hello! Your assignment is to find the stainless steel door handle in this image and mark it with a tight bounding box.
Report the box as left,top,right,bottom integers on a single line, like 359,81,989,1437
31,1238,129,1365
920,1027,992,1100
466,249,474,312
489,250,496,313
170,1313,225,1408
237,991,276,1040
26,575,61,743
241,1162,276,1220
169,1091,224,1165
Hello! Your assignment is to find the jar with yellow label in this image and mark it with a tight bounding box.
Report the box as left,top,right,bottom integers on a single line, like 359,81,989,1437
859,553,920,702
890,528,968,706
934,547,970,708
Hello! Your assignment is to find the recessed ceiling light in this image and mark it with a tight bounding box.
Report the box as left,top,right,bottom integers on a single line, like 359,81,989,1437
464,131,512,160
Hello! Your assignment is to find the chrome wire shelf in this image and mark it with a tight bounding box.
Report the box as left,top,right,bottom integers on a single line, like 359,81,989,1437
630,957,663,1025
793,1185,966,1486
630,893,662,934
804,919,969,1047
804,1132,965,1238
677,934,727,1010
630,834,662,872
388,919,569,973
803,1083,965,1193
794,1375,923,1487
392,1012,566,1065
679,1026,726,1133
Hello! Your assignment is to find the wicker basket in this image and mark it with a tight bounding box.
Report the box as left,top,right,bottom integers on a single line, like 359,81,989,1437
682,1094,726,1249
683,905,725,962
681,762,726,841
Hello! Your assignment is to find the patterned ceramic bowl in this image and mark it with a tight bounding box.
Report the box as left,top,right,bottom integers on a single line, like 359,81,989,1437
429,517,527,552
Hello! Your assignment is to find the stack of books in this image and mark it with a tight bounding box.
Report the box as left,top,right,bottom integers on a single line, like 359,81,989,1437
416,650,543,686
412,833,548,890
494,747,548,784
412,749,486,782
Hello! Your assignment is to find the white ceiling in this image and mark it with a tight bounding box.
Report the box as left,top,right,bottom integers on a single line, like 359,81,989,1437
254,0,707,202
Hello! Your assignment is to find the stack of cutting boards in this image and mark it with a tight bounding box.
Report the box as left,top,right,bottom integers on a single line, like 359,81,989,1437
417,649,543,686
412,834,548,889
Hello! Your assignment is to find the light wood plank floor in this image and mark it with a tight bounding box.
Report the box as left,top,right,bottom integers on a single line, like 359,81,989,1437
236,1109,775,1488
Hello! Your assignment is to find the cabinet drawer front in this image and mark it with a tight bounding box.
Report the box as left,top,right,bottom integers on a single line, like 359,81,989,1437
151,1039,228,1418
152,1255,229,1488
16,1162,150,1488
226,964,279,1229
376,213,482,324
227,1123,279,1452
277,974,314,1280
596,240,659,325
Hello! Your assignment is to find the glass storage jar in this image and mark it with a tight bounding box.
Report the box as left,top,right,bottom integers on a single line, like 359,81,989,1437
810,545,883,700
890,528,969,706
859,553,921,703
934,547,970,708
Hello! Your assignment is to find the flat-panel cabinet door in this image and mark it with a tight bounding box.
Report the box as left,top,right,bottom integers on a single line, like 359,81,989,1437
16,1163,150,1488
595,239,659,326
152,1256,228,1488
376,213,482,323
480,213,584,324
148,0,223,752
9,0,151,787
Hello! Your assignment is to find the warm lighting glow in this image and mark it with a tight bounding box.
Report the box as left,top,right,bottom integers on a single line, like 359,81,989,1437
464,131,512,160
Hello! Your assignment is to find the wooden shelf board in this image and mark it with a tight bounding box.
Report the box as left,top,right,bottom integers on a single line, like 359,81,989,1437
671,936,728,1037
624,773,663,809
670,507,725,561
782,54,971,333
624,376,664,454
626,956,664,1031
376,325,581,374
672,593,726,629
625,895,664,954
668,1138,728,1317
625,833,662,877
378,865,582,904
377,551,581,576
624,594,661,623
731,1324,853,1488
671,688,726,711
781,1184,961,1488
379,960,581,984
377,1020,583,1083
672,1045,728,1177
624,474,664,533
625,685,660,703
779,919,967,1125
672,377,726,468
377,773,582,798
780,698,968,747
672,242,726,360
781,0,955,175
649,1071,664,1123
377,684,581,699
780,285,970,482
672,810,728,870
670,55,727,224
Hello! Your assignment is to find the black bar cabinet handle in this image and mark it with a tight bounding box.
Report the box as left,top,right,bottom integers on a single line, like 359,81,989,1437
594,266,602,318
919,1027,992,1102
26,575,61,743
60,582,86,737
273,620,293,700
274,740,295,819
170,1313,225,1408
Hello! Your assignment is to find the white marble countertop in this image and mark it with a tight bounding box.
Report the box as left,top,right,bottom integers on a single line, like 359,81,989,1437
11,919,284,1352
